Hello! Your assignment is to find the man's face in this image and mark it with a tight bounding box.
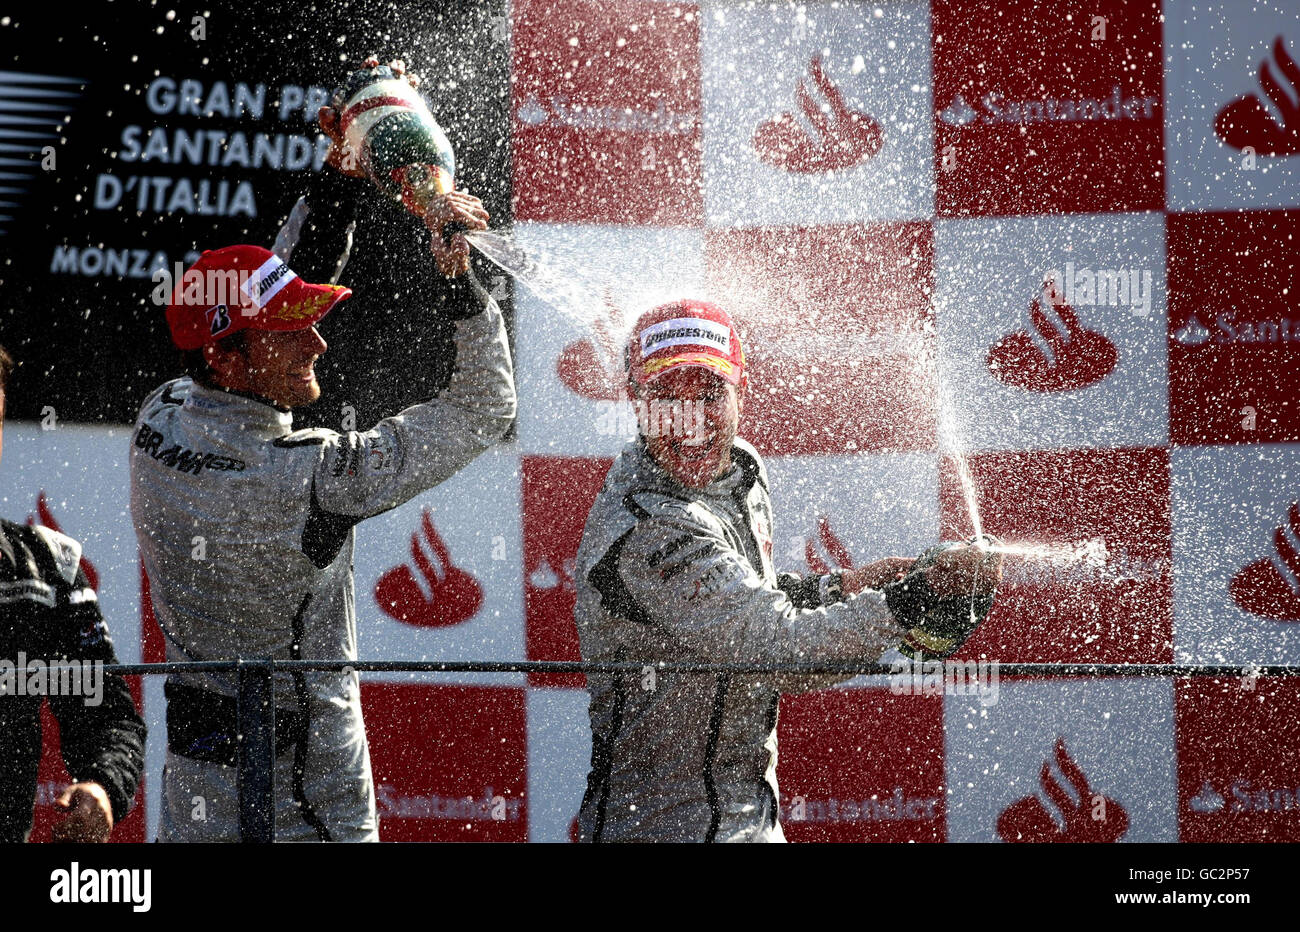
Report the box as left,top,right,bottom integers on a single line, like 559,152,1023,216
636,366,741,489
229,327,329,409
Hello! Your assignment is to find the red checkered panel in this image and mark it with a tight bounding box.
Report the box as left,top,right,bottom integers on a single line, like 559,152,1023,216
1176,678,1300,842
504,0,1300,843
511,0,703,225
778,689,948,842
1167,210,1300,446
932,0,1165,217
364,683,528,842
938,448,1174,665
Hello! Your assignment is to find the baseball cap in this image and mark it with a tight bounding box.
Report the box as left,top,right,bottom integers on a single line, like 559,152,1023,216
165,245,351,351
625,300,746,389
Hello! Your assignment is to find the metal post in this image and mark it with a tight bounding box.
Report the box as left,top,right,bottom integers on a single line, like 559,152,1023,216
237,660,275,843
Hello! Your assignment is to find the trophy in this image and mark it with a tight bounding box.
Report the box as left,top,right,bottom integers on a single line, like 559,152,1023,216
332,64,457,220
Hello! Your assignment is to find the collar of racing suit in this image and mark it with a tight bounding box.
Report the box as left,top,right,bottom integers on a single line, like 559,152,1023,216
182,378,295,436
627,438,771,575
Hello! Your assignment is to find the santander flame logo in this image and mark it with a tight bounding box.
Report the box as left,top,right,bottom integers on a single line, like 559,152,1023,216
1172,314,1213,347
527,555,575,593
804,516,856,574
374,508,483,628
1188,781,1226,814
1215,36,1300,157
997,737,1128,843
556,337,621,401
752,56,883,173
1229,501,1300,621
556,294,626,401
986,279,1118,393
27,491,98,591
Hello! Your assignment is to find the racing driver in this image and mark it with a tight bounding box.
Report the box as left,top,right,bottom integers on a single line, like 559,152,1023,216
574,299,1001,842
131,207,514,841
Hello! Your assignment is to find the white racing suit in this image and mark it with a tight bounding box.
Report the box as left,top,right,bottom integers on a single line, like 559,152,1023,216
574,438,906,842
130,287,515,842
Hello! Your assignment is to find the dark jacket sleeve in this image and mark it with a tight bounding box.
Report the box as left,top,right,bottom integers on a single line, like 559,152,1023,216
275,167,489,320
46,566,146,824
275,168,361,285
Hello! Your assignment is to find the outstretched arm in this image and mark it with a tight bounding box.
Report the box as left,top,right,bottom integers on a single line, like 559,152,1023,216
602,513,906,670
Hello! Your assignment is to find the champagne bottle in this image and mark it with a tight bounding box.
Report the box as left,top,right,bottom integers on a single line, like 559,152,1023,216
333,64,457,217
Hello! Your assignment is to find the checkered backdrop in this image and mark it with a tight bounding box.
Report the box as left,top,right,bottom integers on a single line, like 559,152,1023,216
3,0,1299,841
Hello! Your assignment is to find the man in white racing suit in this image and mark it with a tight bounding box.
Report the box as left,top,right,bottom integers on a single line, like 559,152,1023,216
131,218,514,841
574,300,1000,842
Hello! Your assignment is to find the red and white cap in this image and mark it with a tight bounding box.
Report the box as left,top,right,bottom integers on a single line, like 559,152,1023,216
625,300,746,389
165,244,351,350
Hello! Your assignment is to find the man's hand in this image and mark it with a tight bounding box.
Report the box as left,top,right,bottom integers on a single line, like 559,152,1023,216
922,542,1003,597
50,782,114,843
427,190,490,278
318,56,422,179
841,557,915,595
883,541,1003,661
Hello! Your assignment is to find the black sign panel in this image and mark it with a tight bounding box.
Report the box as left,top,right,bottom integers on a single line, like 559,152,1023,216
0,0,512,425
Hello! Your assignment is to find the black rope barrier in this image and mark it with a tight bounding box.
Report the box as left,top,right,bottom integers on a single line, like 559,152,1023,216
38,658,1292,841
97,660,1300,677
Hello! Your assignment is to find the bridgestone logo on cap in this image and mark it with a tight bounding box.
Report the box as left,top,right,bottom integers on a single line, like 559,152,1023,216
640,317,730,356
241,256,298,308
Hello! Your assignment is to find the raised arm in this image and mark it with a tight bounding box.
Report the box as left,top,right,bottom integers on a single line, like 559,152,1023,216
310,282,516,520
